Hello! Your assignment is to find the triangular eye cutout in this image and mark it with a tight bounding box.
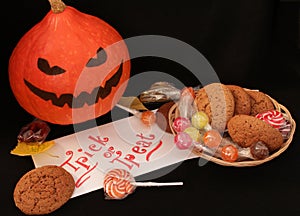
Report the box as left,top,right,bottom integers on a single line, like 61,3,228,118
86,47,107,67
37,58,66,75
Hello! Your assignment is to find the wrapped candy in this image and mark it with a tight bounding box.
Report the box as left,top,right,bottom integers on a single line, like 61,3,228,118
191,111,209,130
177,87,196,119
202,129,222,148
103,169,183,200
249,141,269,160
219,141,269,162
220,144,239,162
192,139,240,162
278,118,292,139
115,103,156,126
17,119,50,143
172,116,191,133
139,82,181,104
174,132,193,150
11,119,53,156
218,139,269,162
191,135,270,162
136,110,156,126
183,127,202,142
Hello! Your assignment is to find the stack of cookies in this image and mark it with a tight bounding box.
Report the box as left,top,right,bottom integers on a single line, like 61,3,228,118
193,82,285,153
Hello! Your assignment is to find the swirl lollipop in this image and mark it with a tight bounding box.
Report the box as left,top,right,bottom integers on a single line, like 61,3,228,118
255,110,285,129
103,169,136,200
255,110,292,139
103,169,183,200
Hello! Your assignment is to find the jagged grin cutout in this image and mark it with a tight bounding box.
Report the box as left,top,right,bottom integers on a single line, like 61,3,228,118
24,47,124,109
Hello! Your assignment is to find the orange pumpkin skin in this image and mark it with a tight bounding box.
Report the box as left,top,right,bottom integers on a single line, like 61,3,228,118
9,5,130,125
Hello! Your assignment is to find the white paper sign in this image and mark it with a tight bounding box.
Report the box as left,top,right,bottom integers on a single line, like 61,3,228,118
32,115,199,198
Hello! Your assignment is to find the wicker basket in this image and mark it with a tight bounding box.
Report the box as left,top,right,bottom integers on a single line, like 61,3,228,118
168,93,296,167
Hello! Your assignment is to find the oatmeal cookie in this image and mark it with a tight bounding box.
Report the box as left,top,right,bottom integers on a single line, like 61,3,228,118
227,114,283,152
194,83,235,131
246,90,274,116
227,84,251,115
13,165,75,215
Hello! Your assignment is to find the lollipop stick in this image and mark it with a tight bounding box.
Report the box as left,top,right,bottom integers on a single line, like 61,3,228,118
103,169,183,200
132,182,183,187
115,103,141,116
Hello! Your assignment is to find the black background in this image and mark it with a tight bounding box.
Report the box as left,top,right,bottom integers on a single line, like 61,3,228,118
1,0,300,215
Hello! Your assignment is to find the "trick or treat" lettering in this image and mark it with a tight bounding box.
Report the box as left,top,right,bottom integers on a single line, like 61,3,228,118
59,132,163,188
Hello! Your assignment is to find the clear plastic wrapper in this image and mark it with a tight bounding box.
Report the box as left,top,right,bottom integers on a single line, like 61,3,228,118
191,136,270,162
139,82,181,103
249,141,269,160
177,87,196,119
279,118,292,140
17,119,50,143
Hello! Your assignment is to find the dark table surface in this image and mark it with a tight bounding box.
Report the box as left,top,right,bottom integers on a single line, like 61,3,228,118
1,0,300,215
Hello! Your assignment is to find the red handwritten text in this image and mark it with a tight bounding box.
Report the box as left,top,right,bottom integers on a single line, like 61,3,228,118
132,133,163,161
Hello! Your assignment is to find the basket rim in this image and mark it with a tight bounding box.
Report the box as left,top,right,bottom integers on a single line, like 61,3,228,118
168,91,296,167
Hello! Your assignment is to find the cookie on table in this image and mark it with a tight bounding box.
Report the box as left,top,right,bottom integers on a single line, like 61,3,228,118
227,114,284,152
194,82,235,131
13,165,75,215
246,90,274,116
226,84,251,115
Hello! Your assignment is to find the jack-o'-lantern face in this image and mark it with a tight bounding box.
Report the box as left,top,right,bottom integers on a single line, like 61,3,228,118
26,48,123,108
9,43,130,125
8,5,131,125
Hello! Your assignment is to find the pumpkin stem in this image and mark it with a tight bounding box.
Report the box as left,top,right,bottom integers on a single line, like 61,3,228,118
48,0,66,13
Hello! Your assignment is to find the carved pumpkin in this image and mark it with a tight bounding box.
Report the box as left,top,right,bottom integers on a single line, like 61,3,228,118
8,0,131,125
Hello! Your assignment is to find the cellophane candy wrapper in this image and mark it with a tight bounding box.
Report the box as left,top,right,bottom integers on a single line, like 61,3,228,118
177,87,196,119
279,117,292,140
17,119,50,143
139,82,181,103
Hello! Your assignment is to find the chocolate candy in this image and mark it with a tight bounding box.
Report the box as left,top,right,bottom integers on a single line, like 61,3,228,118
250,141,269,160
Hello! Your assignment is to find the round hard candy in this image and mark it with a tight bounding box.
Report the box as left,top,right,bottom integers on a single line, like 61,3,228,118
172,116,191,133
174,132,193,150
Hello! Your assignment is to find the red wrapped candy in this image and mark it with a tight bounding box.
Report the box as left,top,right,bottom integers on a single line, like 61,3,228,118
17,119,50,143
